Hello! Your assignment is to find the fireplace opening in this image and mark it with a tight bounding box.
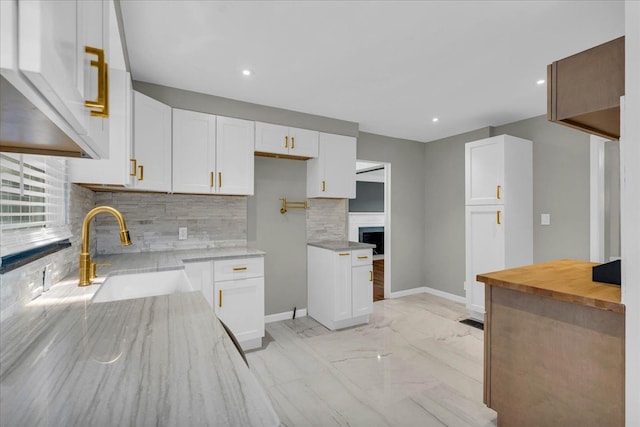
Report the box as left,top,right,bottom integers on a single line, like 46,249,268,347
359,226,384,255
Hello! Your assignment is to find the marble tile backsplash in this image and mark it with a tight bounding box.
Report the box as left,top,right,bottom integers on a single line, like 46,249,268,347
0,184,95,322
306,198,348,242
93,192,248,254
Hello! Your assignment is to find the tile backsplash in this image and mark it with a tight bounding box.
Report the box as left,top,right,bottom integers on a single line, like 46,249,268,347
93,192,248,253
306,198,348,242
0,184,95,322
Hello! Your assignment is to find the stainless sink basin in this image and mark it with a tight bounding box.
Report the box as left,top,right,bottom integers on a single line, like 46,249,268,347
92,269,193,303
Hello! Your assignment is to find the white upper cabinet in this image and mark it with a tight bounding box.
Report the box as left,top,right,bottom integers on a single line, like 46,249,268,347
173,110,254,195
16,0,109,158
307,133,356,198
255,122,319,159
216,116,255,195
69,1,132,187
172,109,216,194
132,91,172,192
465,137,505,205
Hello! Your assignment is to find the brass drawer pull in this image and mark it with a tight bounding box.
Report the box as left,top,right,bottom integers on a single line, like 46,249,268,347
339,252,350,256
370,271,373,282
322,180,326,192
285,135,289,148
210,171,215,188
291,136,295,149
497,210,501,225
84,46,109,117
138,165,144,181
129,159,137,176
357,255,369,260
219,290,222,308
233,267,248,271
497,185,502,200
218,172,222,188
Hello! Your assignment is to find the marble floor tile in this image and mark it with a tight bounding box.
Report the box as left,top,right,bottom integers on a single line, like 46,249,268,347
247,293,497,427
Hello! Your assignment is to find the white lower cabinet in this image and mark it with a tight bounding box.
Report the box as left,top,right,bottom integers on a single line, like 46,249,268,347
307,245,373,330
184,256,265,350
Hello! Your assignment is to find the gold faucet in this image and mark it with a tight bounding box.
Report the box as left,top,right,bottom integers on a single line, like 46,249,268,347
79,206,132,286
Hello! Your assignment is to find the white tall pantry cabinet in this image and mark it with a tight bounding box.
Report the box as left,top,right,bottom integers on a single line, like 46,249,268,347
465,135,533,321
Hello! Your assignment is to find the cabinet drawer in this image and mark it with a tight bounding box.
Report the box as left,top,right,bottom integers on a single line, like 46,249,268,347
351,249,373,267
215,257,264,282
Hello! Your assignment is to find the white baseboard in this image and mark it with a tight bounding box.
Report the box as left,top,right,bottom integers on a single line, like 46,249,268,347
265,308,307,323
390,286,466,304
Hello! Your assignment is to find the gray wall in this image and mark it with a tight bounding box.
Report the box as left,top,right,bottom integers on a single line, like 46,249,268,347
357,132,426,292
493,116,590,263
247,157,308,316
133,81,359,137
423,116,591,298
423,127,493,297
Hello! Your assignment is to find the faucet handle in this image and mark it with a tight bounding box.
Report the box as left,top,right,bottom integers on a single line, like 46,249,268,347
90,263,112,279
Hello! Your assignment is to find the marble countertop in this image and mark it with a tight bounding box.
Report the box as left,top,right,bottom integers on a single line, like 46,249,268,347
0,247,279,426
307,241,376,252
476,259,624,313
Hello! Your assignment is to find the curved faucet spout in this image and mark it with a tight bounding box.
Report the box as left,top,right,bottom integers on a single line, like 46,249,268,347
79,206,132,287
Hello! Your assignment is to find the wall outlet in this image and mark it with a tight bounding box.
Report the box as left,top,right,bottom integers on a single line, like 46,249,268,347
178,227,188,240
541,214,551,226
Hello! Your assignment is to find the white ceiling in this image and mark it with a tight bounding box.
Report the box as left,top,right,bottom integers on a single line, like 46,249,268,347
119,1,625,143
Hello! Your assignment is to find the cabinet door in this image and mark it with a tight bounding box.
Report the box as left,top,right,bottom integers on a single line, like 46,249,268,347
215,277,264,342
333,252,352,321
352,265,373,316
255,122,289,155
18,0,111,158
465,205,506,315
307,133,356,198
465,137,505,205
184,261,214,308
132,91,172,191
79,0,109,157
216,116,255,195
288,127,319,158
172,109,216,194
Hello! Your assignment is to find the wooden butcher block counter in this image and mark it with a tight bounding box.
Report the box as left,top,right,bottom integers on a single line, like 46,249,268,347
477,259,624,427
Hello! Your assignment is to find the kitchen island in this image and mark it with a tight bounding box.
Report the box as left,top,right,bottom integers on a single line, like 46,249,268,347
0,249,279,426
477,259,624,427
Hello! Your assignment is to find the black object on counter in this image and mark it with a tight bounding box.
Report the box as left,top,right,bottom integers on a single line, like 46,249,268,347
592,259,621,286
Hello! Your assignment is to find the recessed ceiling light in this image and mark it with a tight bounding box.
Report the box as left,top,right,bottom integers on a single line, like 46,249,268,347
536,79,545,85
432,117,439,123
242,69,253,77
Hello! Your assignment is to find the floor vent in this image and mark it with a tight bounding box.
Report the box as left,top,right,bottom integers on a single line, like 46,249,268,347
459,318,484,330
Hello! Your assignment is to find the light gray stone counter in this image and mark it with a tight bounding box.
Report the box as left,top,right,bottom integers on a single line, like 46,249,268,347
307,240,375,252
0,249,279,426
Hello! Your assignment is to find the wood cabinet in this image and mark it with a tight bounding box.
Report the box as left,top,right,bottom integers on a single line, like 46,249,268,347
307,245,373,330
131,91,172,191
172,109,254,195
1,0,111,158
307,133,356,198
548,36,624,140
464,135,532,321
184,257,265,351
255,122,319,159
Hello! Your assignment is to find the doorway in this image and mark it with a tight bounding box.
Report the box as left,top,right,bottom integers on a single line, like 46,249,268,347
348,160,391,301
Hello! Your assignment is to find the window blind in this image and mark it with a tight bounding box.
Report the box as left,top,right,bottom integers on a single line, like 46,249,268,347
0,153,71,258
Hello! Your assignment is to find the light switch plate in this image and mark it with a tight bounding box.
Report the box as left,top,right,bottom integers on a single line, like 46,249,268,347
541,214,551,226
178,227,188,240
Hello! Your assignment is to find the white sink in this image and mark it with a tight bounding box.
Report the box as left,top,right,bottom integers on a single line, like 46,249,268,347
92,269,193,303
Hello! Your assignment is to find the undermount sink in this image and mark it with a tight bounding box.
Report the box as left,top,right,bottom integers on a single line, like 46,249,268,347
92,269,193,303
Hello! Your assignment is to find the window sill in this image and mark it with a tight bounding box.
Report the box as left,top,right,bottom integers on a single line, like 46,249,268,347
0,240,72,274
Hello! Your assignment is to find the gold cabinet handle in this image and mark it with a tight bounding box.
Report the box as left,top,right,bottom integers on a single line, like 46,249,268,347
218,172,222,188
233,267,248,271
370,271,373,282
210,171,215,188
84,46,109,117
497,185,501,200
291,136,295,149
497,210,501,224
129,159,137,176
357,255,369,260
285,135,289,149
339,252,350,256
219,290,222,308
138,165,144,181
322,180,326,192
